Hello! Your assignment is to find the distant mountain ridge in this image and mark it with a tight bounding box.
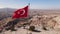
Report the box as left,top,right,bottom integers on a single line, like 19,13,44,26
0,8,60,20
0,8,60,13
0,8,16,13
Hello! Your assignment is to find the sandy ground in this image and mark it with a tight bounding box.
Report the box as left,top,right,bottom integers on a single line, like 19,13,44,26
0,28,60,34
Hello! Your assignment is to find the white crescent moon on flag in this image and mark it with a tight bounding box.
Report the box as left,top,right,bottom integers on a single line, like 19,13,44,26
20,9,25,15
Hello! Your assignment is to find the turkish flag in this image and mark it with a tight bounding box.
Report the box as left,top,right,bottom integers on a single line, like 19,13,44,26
12,5,28,19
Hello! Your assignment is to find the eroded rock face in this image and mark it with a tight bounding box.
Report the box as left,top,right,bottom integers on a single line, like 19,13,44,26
1,15,60,31
29,15,60,31
53,16,60,31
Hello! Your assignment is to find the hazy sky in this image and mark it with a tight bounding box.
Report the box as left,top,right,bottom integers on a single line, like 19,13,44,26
0,0,60,9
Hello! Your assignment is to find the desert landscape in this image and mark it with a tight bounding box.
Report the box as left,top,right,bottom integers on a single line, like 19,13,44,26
0,8,60,34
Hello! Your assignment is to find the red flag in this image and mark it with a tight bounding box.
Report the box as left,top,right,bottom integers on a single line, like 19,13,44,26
12,5,28,19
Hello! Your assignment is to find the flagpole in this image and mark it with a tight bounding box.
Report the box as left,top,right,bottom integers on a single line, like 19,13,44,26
28,3,30,6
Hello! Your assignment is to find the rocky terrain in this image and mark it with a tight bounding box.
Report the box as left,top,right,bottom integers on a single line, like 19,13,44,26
0,8,60,34
0,14,60,34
